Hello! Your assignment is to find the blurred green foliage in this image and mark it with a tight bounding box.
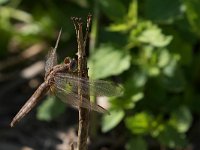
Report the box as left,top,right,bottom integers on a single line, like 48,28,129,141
37,96,66,121
1,0,200,149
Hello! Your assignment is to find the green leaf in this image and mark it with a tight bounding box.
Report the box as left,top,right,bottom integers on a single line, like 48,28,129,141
109,97,135,110
158,49,170,68
102,109,125,132
162,55,178,77
88,44,131,79
137,24,173,47
128,22,172,49
157,125,187,148
108,23,131,32
108,0,138,32
123,70,146,103
169,106,192,133
145,0,183,23
125,112,153,135
125,137,147,150
37,96,66,121
127,0,138,23
99,0,126,21
183,0,200,36
131,92,144,102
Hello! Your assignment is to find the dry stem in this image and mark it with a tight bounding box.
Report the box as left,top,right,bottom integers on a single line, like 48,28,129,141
72,14,92,150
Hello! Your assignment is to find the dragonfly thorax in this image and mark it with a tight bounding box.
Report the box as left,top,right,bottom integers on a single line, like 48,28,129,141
45,64,70,84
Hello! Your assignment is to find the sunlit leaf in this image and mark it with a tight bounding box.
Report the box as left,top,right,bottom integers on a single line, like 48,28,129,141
158,49,170,68
125,137,147,150
127,0,138,24
125,112,153,135
88,44,131,79
128,21,172,49
137,24,173,47
163,56,178,77
169,106,192,133
109,97,135,110
102,109,125,132
131,92,144,102
108,0,138,32
148,66,160,76
108,23,131,32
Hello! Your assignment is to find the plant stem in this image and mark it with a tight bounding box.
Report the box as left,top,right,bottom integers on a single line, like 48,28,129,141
71,15,92,150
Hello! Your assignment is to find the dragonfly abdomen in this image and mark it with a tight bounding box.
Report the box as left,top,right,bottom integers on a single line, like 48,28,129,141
10,82,50,127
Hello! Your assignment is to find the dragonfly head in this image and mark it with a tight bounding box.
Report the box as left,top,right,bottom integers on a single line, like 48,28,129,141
64,57,77,72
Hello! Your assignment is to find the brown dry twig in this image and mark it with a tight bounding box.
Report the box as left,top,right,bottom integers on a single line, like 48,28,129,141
71,14,92,150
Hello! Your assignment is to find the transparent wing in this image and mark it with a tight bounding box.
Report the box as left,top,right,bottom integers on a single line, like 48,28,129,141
45,48,57,73
45,29,62,73
54,73,124,97
51,83,108,113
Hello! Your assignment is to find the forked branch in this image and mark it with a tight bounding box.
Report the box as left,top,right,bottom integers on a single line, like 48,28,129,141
71,14,92,150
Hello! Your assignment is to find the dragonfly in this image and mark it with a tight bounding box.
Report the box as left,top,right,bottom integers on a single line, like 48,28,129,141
10,30,123,127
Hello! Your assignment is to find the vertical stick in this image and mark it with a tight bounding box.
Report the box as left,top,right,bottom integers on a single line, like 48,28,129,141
71,14,92,150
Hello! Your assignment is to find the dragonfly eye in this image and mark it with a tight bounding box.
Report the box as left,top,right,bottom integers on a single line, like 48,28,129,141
69,59,77,71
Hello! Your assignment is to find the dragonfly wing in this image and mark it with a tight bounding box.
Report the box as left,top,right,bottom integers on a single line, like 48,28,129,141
55,73,124,97
52,83,108,113
45,29,62,73
45,48,58,73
